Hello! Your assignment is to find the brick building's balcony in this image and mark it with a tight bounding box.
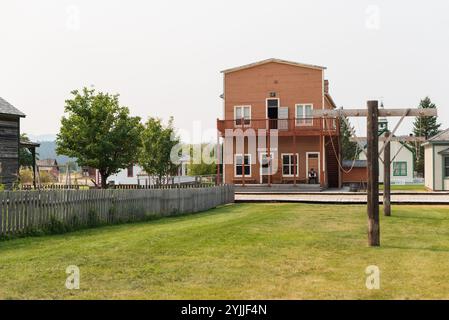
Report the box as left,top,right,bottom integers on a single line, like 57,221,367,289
217,117,340,137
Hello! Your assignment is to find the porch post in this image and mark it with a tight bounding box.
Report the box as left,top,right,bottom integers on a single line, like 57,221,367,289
267,127,271,187
319,124,324,187
241,117,245,187
216,130,220,186
293,134,297,185
31,147,37,189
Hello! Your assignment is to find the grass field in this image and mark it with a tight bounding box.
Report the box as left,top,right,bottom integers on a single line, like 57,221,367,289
379,184,427,191
1,203,449,299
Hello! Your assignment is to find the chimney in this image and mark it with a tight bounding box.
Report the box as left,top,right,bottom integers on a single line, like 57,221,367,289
324,80,329,94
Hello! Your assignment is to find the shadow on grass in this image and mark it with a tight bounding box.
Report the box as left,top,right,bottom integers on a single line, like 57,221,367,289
387,214,449,222
0,204,236,246
382,244,449,253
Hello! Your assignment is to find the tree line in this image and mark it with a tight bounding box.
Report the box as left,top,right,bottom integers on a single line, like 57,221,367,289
55,87,194,188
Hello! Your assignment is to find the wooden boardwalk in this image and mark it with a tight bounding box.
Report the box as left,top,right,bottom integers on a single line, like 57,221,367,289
235,192,449,204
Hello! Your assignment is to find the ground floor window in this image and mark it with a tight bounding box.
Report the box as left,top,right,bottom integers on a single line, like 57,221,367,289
235,154,251,177
393,161,407,176
445,156,449,177
282,154,299,176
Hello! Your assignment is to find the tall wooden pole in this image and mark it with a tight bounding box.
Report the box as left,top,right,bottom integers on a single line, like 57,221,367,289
267,127,271,187
383,131,391,216
216,131,220,186
367,100,380,246
31,147,37,189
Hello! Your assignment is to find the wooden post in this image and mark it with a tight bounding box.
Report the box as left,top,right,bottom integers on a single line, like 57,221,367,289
241,117,245,187
267,128,271,187
383,131,391,216
367,100,380,246
293,134,297,186
216,132,220,186
319,125,323,187
31,147,37,189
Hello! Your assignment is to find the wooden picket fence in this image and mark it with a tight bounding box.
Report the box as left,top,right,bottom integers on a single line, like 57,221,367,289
0,185,234,237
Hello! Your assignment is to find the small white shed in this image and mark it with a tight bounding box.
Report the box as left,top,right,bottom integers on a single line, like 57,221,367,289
359,118,415,184
423,128,449,191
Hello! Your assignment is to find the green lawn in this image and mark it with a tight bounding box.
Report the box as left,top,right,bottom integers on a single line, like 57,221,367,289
379,184,427,191
1,203,449,299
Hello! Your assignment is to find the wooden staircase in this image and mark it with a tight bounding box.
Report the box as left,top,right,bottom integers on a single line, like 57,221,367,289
325,136,340,188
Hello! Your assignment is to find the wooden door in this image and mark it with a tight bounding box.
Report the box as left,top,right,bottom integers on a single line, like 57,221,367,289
307,153,320,184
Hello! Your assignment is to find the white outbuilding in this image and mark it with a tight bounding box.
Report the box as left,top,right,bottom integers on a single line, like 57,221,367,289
423,128,449,191
359,118,416,184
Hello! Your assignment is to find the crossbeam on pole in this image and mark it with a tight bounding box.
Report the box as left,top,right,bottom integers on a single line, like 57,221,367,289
313,108,437,117
349,136,426,142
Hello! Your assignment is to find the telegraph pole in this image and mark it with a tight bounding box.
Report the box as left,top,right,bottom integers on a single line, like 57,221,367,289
383,131,391,216
366,101,380,246
312,103,437,247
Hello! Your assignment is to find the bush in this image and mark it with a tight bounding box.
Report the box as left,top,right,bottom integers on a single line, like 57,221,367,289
87,209,100,227
19,168,33,184
44,216,69,234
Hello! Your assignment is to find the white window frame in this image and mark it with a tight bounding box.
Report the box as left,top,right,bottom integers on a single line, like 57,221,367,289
234,154,251,177
393,161,407,177
281,153,299,177
295,104,314,126
445,156,449,178
234,105,251,127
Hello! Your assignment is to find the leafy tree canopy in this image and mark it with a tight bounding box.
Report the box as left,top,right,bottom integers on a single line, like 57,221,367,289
138,117,180,184
19,133,36,167
188,143,217,176
56,87,142,188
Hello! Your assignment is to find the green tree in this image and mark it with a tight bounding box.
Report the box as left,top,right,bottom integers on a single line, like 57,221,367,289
339,116,360,160
410,97,441,176
19,133,36,167
56,87,142,188
187,143,217,176
138,117,180,185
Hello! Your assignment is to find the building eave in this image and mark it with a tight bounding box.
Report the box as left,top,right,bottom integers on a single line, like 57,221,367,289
221,58,327,74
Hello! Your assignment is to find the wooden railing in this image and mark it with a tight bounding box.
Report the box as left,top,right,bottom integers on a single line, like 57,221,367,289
217,117,339,136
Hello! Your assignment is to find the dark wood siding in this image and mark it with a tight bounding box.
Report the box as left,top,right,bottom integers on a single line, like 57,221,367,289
0,115,20,188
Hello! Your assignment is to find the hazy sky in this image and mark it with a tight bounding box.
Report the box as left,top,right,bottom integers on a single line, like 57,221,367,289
1,0,448,142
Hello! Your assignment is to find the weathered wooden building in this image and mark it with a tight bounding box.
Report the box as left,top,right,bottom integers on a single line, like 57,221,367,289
0,97,25,189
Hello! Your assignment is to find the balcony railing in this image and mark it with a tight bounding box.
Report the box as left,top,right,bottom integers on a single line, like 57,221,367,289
217,117,339,136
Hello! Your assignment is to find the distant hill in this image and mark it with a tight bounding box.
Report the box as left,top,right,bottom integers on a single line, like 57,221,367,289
35,140,78,169
28,134,57,142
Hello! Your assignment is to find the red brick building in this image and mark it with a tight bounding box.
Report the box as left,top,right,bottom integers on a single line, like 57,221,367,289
217,58,341,188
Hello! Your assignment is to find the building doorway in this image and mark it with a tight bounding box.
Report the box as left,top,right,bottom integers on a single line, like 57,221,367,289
266,98,279,129
260,152,274,184
306,152,320,184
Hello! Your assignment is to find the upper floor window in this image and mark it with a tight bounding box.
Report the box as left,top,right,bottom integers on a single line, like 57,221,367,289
295,104,313,126
445,156,449,177
393,161,407,176
234,106,251,126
